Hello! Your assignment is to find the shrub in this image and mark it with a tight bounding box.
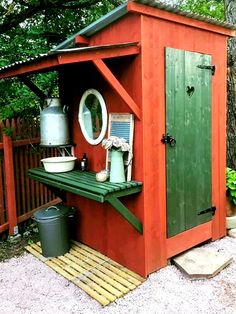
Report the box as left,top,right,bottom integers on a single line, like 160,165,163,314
226,167,236,205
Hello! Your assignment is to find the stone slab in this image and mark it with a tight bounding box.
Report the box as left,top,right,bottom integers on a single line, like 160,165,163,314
173,247,233,279
228,228,236,238
226,215,236,229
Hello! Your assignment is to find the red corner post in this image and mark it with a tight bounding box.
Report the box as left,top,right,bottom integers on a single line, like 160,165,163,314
3,134,18,235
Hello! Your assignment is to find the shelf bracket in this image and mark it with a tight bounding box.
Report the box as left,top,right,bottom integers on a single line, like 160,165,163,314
106,196,143,234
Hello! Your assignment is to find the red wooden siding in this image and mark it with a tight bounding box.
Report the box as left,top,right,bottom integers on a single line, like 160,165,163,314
59,9,229,277
140,15,228,274
61,20,146,275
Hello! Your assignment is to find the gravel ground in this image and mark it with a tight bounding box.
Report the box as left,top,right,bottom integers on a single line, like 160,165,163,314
0,236,236,314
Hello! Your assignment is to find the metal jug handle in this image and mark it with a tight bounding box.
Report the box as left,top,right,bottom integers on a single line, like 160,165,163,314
63,105,69,113
39,98,50,111
39,100,46,111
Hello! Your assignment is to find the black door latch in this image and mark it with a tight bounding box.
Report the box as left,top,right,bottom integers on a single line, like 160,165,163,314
197,64,215,76
198,206,216,216
161,134,176,147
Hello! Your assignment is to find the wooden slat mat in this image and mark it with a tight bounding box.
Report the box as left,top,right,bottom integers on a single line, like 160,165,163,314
25,241,145,306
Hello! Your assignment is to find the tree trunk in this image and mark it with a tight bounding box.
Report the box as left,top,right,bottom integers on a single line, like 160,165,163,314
225,0,236,169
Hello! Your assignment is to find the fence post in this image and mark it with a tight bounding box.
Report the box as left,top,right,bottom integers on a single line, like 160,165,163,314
3,134,18,235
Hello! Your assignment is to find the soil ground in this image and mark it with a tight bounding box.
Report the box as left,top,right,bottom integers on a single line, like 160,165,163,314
0,222,39,262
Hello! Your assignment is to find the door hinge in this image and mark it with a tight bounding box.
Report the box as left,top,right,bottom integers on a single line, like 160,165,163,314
198,206,216,216
197,65,215,76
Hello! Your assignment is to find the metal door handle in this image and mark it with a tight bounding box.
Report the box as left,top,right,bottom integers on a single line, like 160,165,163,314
161,134,176,147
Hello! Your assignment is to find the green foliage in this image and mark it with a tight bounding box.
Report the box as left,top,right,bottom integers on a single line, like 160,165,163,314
0,1,122,120
178,0,225,20
2,127,15,138
81,0,119,26
0,0,224,122
0,79,40,120
226,167,236,205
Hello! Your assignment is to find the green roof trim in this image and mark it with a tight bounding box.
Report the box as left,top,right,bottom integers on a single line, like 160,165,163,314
79,3,128,36
51,3,128,51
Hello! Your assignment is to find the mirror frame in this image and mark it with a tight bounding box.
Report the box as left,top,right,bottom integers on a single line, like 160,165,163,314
78,89,108,145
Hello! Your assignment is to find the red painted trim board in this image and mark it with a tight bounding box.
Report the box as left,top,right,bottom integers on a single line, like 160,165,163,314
166,221,212,258
92,59,141,119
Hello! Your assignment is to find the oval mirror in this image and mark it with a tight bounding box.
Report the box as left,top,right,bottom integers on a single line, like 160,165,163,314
78,89,107,145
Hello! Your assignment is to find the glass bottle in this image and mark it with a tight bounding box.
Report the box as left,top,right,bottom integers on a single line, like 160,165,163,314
81,153,88,171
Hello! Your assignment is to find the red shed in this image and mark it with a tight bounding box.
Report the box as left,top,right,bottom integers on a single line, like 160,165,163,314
0,0,235,277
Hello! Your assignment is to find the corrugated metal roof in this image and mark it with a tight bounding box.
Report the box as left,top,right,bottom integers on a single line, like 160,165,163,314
0,54,48,72
52,0,236,51
0,42,139,75
135,0,236,30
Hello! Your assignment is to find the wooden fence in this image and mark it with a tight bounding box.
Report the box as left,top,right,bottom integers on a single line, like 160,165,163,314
0,118,60,235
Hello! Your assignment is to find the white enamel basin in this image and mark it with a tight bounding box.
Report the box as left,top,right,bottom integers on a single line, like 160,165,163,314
41,156,77,173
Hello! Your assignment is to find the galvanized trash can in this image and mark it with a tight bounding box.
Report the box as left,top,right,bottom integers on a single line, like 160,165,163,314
33,205,72,257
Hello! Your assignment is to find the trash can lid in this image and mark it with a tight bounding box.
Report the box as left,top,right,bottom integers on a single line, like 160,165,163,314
34,205,71,220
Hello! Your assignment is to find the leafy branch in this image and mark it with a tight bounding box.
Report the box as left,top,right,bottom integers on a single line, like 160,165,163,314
0,0,123,35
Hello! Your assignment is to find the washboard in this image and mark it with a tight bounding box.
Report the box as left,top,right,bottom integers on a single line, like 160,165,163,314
106,113,134,181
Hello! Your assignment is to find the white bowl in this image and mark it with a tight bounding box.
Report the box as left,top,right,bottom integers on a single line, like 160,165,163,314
41,156,77,173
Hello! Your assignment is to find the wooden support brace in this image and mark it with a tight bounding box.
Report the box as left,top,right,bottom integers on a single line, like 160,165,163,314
92,59,141,120
107,196,143,234
17,197,62,223
0,222,9,233
19,76,47,101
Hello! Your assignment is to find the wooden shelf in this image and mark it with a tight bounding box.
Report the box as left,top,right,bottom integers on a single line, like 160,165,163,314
28,168,143,234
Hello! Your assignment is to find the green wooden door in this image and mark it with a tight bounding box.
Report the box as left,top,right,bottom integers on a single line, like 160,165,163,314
165,48,213,238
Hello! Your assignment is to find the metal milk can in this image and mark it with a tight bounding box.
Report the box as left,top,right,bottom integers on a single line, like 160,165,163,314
40,98,70,146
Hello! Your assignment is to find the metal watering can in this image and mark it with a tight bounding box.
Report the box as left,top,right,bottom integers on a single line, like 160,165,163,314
40,98,70,146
